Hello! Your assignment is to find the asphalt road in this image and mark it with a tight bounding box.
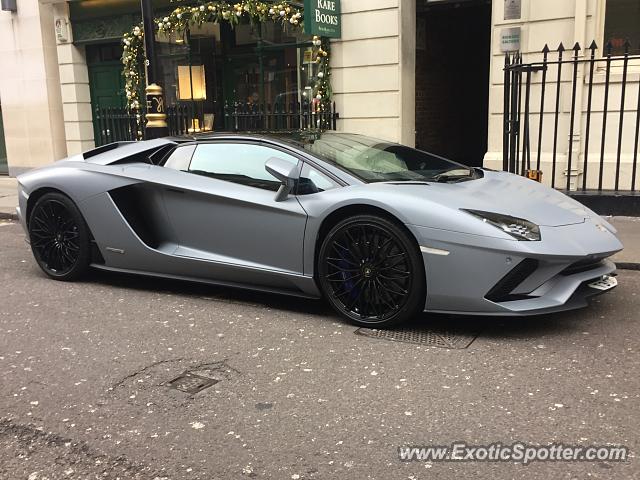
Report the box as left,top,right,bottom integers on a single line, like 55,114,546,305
0,220,638,479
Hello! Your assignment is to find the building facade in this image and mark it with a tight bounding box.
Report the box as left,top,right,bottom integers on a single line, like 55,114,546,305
0,0,638,193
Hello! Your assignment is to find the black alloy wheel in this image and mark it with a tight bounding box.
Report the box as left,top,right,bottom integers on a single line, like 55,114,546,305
28,192,91,280
318,215,426,327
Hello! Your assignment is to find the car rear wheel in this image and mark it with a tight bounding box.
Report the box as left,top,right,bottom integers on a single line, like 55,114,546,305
28,192,91,280
318,215,426,327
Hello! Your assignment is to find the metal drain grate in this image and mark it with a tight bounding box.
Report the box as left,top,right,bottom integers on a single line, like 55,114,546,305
167,372,219,394
355,327,478,349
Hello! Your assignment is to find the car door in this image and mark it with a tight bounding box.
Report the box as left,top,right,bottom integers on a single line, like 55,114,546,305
161,141,308,276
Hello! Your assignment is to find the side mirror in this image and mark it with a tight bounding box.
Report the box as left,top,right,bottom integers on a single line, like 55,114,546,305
265,157,298,201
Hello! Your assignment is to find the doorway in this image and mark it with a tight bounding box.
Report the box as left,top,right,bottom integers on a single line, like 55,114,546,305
415,0,491,166
86,43,127,143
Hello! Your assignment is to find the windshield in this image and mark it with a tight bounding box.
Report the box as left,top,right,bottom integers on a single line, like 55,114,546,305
295,132,472,183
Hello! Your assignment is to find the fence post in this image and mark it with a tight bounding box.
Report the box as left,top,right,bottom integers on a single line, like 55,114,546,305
566,42,581,191
598,42,613,191
614,41,631,191
582,41,597,191
503,53,510,171
633,43,640,191
535,45,549,172
550,43,565,189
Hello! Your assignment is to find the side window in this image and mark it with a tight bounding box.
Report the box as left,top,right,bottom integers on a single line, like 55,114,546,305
297,163,340,195
163,145,195,171
189,143,299,191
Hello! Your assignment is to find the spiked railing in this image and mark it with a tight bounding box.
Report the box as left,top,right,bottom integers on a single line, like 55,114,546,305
503,41,640,192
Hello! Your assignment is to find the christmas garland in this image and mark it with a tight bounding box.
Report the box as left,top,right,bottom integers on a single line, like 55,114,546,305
121,1,332,132
121,24,145,137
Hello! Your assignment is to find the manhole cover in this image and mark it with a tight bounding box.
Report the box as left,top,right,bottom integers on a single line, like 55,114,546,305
355,327,477,349
167,372,219,394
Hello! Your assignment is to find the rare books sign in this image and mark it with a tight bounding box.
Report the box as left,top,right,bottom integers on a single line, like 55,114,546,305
304,0,341,38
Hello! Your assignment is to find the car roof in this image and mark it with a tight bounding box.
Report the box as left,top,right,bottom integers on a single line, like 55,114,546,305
180,131,307,146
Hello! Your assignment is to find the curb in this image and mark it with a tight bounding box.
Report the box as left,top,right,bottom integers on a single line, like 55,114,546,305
616,262,640,271
0,211,18,221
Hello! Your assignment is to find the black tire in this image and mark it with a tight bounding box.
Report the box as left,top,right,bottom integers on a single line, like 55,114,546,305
28,192,91,281
317,214,426,327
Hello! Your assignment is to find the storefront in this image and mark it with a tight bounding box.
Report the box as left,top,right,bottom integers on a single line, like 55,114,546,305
0,0,413,173
67,0,328,144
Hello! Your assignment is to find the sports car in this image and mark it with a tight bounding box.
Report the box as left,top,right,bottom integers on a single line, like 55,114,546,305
16,132,623,327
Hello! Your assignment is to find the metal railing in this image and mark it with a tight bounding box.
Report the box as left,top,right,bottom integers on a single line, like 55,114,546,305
166,103,196,137
93,100,339,147
504,41,640,192
93,107,140,146
224,101,339,133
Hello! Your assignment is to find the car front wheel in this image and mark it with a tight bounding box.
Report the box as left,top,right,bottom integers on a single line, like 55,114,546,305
318,214,426,327
28,192,91,280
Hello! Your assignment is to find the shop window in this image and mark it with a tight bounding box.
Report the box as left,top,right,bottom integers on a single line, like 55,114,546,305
604,0,640,55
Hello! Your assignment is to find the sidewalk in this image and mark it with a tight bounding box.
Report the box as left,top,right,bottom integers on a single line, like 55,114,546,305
0,175,637,267
0,177,17,221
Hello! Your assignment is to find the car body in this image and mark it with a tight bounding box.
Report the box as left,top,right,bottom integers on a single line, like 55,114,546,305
16,132,623,326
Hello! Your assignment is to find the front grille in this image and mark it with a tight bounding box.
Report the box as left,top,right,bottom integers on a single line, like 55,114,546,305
485,258,539,302
560,258,606,276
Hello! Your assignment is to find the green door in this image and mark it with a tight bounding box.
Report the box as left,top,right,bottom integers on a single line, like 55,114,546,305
89,63,125,108
88,61,127,145
0,104,7,175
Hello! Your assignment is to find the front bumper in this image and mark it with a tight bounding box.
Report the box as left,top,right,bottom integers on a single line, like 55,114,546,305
408,221,623,316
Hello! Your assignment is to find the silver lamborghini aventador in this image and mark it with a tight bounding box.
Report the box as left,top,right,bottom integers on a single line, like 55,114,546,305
16,132,623,327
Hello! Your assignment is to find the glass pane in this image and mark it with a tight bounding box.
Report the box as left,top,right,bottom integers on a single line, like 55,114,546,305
298,164,339,195
163,145,196,170
301,133,466,183
604,0,640,55
224,21,313,108
190,143,298,191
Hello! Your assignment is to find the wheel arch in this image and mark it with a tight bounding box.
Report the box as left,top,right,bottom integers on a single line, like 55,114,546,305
313,204,425,280
25,188,102,263
26,187,67,228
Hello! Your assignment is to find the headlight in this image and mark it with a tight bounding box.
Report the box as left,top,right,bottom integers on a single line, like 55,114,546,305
463,209,541,241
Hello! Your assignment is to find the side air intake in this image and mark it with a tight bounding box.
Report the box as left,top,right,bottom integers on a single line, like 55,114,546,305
485,258,539,302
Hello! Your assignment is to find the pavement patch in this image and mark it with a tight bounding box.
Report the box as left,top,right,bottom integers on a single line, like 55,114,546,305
0,419,159,479
166,372,219,395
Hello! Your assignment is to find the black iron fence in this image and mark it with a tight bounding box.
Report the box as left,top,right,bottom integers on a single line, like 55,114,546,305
224,101,339,132
93,107,140,146
93,101,339,147
94,104,197,145
504,41,640,192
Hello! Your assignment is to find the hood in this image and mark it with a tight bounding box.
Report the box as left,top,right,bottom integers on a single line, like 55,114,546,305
384,170,595,227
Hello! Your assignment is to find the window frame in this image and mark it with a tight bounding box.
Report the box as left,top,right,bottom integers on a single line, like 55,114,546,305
161,144,196,170
296,161,342,195
596,0,640,70
163,138,349,193
186,140,304,192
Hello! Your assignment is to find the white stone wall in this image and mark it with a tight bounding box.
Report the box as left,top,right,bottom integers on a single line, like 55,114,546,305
485,0,640,191
0,0,67,175
331,0,415,146
54,2,94,156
